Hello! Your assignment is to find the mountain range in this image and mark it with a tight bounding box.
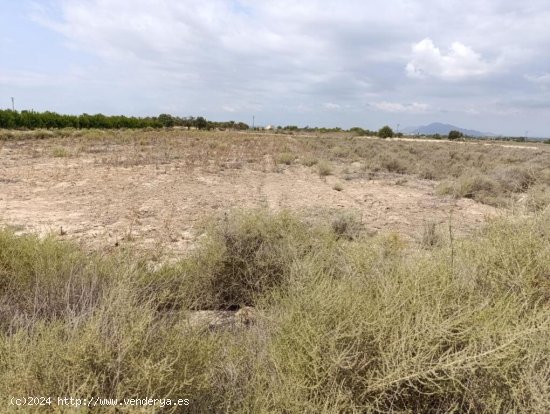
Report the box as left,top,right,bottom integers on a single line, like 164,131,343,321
403,122,496,137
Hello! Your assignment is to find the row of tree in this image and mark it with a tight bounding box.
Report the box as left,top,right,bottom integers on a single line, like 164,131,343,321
8,110,529,141
0,110,250,130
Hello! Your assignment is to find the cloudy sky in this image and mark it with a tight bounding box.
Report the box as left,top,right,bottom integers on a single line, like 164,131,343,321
1,1,549,136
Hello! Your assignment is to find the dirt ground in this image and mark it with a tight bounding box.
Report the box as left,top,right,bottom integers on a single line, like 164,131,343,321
0,132,503,259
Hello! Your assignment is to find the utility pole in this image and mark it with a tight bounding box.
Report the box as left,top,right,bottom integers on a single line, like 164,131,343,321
252,115,255,130
11,97,14,111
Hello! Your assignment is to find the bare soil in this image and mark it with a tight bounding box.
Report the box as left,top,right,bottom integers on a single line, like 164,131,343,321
0,132,502,259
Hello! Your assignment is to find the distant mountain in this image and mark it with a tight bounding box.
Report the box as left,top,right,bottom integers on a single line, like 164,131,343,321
405,122,495,137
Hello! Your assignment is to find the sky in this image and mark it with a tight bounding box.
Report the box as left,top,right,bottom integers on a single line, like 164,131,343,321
1,0,549,136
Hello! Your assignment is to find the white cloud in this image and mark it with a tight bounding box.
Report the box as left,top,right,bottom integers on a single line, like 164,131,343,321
525,73,550,88
9,0,550,135
372,101,430,113
406,38,494,80
221,102,262,113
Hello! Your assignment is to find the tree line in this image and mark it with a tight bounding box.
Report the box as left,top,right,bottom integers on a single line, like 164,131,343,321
0,110,249,130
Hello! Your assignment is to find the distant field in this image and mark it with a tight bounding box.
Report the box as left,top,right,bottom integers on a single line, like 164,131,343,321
1,129,548,256
1,129,549,412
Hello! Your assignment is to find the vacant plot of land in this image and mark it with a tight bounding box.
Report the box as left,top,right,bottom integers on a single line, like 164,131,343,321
2,129,550,413
5,129,548,258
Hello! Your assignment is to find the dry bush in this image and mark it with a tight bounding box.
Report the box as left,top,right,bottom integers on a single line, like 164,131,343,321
421,220,442,247
380,156,409,174
525,184,550,212
300,155,318,167
0,231,111,330
253,209,550,413
437,173,501,205
317,160,333,176
330,145,350,158
417,166,437,180
191,210,309,309
145,210,323,312
330,211,362,240
493,166,537,192
275,152,295,165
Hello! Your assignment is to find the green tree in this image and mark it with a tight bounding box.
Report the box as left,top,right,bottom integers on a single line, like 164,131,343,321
378,125,394,138
158,114,175,127
195,116,208,130
448,130,463,140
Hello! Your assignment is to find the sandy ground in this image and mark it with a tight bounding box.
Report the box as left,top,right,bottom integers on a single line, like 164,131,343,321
391,136,542,150
0,138,499,258
249,131,544,151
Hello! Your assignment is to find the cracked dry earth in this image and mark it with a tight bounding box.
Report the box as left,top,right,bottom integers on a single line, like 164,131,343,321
0,139,498,259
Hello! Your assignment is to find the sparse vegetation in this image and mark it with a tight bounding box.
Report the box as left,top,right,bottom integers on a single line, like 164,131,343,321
1,128,548,209
1,128,549,413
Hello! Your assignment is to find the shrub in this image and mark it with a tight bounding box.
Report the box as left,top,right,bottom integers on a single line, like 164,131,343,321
0,231,110,328
330,212,362,240
275,152,295,165
330,146,350,158
418,166,437,180
381,157,408,174
493,166,536,192
378,125,394,138
317,160,333,176
258,209,550,412
437,172,499,203
187,210,313,309
525,184,550,212
459,175,498,199
300,156,318,167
